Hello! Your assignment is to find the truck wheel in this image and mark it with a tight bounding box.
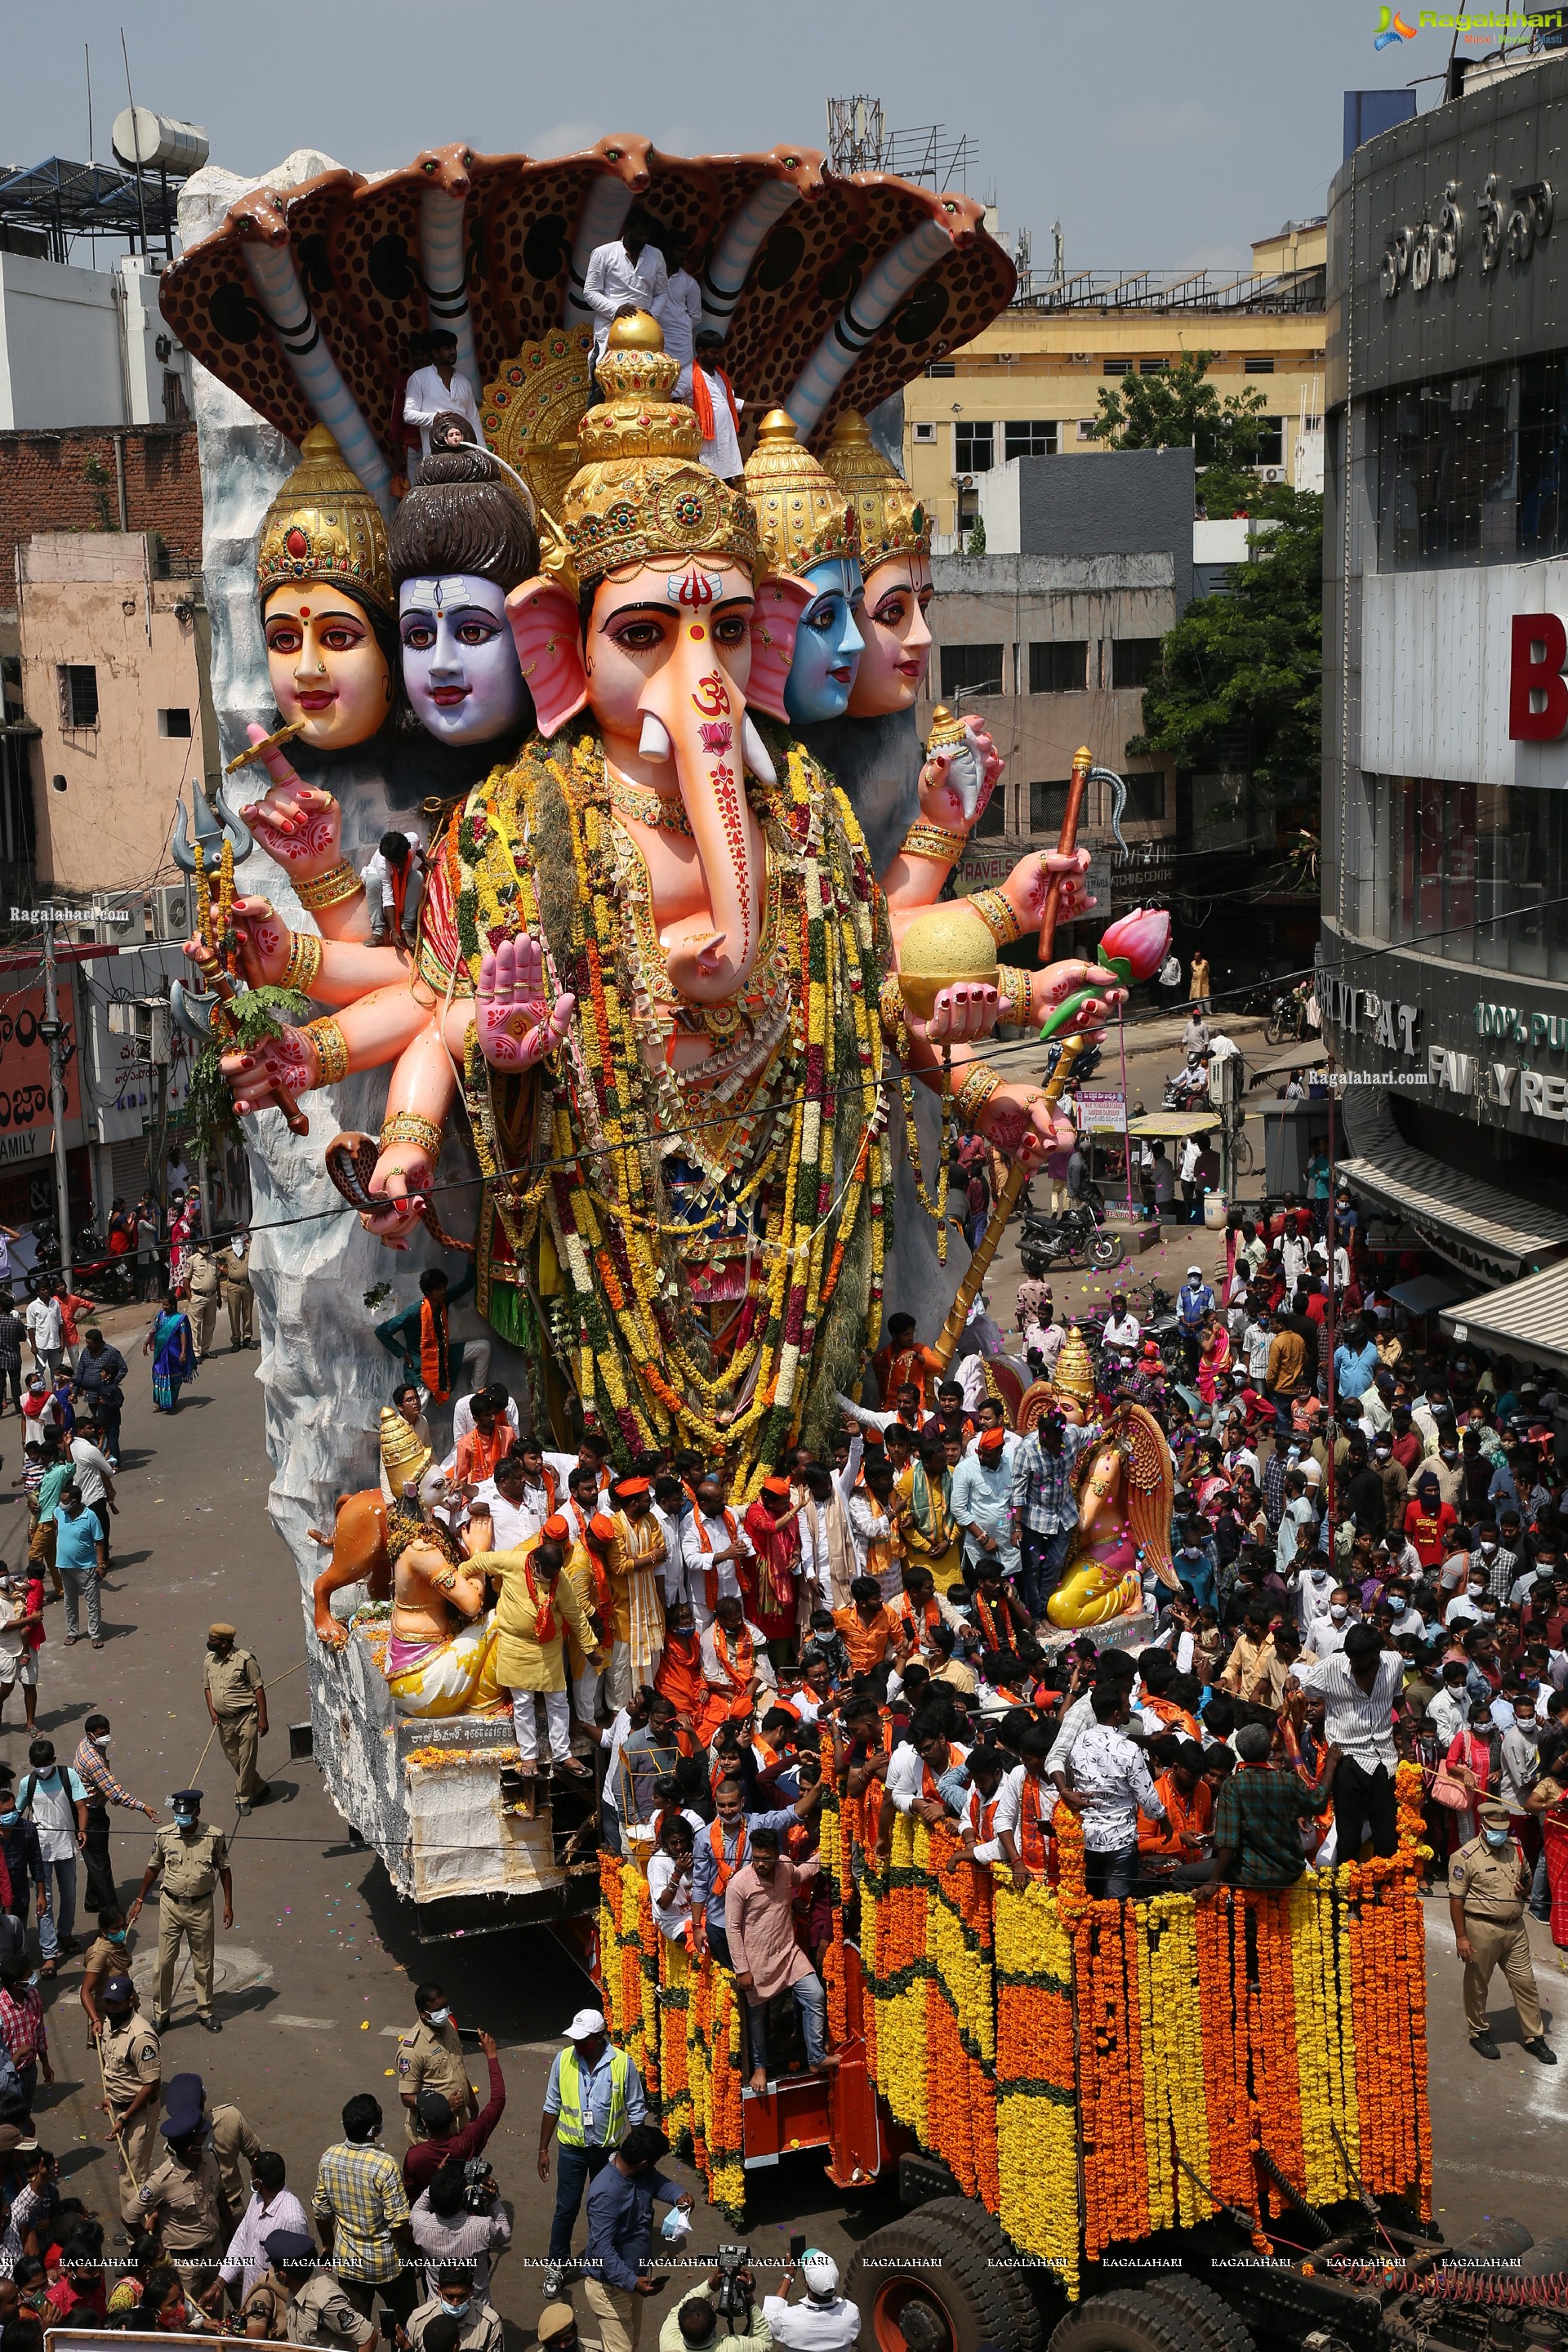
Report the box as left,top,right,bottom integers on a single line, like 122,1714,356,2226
1138,2274,1256,2352
898,2198,1046,2350
847,2203,1040,2352
1049,2289,1214,2352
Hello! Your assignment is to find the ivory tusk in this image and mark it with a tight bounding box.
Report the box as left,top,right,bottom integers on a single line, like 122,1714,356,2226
742,714,777,786
639,711,675,762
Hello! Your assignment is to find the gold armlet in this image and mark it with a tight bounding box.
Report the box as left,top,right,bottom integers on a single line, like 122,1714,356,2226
380,1111,444,1162
901,822,969,866
295,862,363,912
302,1017,350,1087
280,929,324,996
954,1065,1003,1130
878,975,907,1047
968,888,1025,948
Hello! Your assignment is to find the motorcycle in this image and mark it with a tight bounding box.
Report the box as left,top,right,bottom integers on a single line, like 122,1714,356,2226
1019,1201,1124,1276
1265,983,1312,1045
1162,1054,1213,1113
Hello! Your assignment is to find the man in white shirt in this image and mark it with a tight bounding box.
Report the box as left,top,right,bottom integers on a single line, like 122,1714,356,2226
1294,1554,1338,1642
1425,1663,1472,1752
470,1453,537,1552
1288,1626,1404,1858
656,232,703,399
451,1384,522,1450
680,1481,753,1628
1101,1295,1141,1358
1054,1685,1167,1900
401,331,483,460
25,1290,63,1384
359,829,422,947
220,2152,310,2296
581,207,668,361
691,330,743,479
70,1421,118,1559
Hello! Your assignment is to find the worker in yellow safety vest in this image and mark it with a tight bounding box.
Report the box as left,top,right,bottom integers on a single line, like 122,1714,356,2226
537,2006,648,2296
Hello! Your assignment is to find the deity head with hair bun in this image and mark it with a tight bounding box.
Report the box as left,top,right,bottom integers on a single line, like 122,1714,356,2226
389,444,540,746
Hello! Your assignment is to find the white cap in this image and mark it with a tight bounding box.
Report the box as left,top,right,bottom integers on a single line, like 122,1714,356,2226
1187,1263,1202,1276
565,2007,606,2040
800,2251,840,2299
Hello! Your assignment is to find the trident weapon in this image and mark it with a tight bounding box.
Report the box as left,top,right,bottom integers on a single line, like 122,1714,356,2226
169,781,312,1139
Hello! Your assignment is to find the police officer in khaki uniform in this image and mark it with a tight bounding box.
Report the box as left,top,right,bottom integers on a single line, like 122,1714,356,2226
127,1788,233,2034
218,1236,255,1352
97,1972,161,2234
1450,1797,1559,2064
261,2230,376,2350
185,1241,222,1361
210,2094,262,2217
396,1982,476,2144
203,1626,271,1811
79,1904,135,2033
137,2071,230,2261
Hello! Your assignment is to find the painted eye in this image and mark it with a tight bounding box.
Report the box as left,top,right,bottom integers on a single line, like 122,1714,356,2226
714,614,748,646
456,620,501,646
321,622,365,652
874,597,908,627
265,624,303,655
401,623,438,651
612,620,665,653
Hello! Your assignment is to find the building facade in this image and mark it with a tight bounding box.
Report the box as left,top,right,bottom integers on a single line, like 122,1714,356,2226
902,221,1326,549
1321,51,1568,1285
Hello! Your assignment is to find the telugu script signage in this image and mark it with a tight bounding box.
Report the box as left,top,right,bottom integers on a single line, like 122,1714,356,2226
1381,172,1553,302
0,987,77,1138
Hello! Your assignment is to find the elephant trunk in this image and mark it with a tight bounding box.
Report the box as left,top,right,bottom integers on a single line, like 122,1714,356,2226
638,651,764,1005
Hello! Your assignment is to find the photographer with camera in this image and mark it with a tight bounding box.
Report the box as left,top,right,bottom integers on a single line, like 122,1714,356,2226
762,2249,859,2350
410,2157,511,2309
657,2248,772,2350
401,2033,506,2201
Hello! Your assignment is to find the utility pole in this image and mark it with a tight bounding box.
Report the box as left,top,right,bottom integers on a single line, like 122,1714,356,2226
39,921,74,1288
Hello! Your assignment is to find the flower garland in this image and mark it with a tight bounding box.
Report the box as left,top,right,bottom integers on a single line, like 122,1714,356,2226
657,1935,693,2157
994,1871,1080,2300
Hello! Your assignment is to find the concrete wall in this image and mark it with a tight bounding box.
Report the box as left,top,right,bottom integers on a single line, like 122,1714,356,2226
1013,446,1196,611
16,532,214,889
0,253,191,432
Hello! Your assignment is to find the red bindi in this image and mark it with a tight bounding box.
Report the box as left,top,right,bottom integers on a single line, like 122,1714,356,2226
688,624,706,641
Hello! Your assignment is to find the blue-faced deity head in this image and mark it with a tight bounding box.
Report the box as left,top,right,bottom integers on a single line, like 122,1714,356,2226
783,555,865,724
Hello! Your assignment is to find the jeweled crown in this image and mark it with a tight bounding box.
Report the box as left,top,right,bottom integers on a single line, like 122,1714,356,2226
1054,1325,1097,1408
379,1405,433,1499
559,314,759,590
742,409,859,579
256,425,394,620
821,410,930,569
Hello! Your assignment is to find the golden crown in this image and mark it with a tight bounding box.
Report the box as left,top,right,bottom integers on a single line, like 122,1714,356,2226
379,1405,433,1499
742,409,859,579
256,425,394,621
1054,1325,1097,1408
821,410,929,570
558,314,759,591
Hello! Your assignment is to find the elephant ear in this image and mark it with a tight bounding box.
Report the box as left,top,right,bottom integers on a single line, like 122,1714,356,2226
747,573,816,724
506,577,588,737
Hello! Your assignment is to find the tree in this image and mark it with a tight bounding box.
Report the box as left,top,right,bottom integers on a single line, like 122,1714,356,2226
1094,350,1269,472
966,514,987,556
1126,487,1322,802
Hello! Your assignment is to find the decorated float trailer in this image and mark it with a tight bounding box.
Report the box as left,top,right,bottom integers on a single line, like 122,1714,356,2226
591,1760,1568,2352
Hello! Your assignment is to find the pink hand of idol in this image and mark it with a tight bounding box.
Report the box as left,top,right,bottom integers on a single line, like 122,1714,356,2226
219,1024,319,1116
910,983,1000,1047
182,895,294,990
238,728,342,877
977,1085,1076,1169
475,936,576,1071
362,1152,432,1252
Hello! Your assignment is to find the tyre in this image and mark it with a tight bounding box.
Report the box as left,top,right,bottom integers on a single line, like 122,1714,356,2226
1264,1013,1286,1045
847,2199,1044,2352
1049,2290,1216,2352
1089,1232,1124,1271
903,2198,1047,2350
1138,2274,1257,2352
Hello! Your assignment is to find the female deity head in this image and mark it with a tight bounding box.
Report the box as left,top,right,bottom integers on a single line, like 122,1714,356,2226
254,425,396,751
822,410,933,718
742,410,863,725
388,446,539,745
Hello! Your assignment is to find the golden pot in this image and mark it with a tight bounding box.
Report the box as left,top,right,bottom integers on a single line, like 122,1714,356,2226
896,902,1000,1023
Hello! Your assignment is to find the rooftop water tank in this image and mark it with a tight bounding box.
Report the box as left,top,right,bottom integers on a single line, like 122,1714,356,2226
110,108,209,176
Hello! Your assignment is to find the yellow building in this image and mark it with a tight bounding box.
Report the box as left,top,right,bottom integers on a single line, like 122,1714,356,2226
902,220,1326,545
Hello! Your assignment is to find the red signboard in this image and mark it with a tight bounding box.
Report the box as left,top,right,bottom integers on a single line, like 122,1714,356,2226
0,982,78,1143
1508,612,1568,740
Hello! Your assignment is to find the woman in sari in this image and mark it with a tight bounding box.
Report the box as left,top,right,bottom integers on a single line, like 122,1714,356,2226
144,1290,194,1412
1524,1728,1568,1972
1196,1313,1232,1406
1443,1698,1497,1850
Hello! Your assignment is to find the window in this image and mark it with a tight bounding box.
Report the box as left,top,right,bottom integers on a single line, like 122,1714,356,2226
1029,640,1087,693
1125,771,1167,822
1004,420,1058,460
1111,638,1162,689
912,421,938,443
940,644,1005,702
1030,780,1072,834
1076,419,1098,441
926,361,956,378
971,791,1007,838
1256,416,1285,466
158,708,193,738
162,369,189,424
57,665,98,728
1102,359,1131,377
1138,358,1169,375
1367,773,1568,979
1375,353,1555,570
953,421,993,474
1244,356,1276,375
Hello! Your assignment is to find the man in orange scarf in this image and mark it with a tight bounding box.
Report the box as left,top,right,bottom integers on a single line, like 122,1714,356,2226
690,328,742,480
653,1600,705,1753
697,1592,775,1745
453,1392,516,1486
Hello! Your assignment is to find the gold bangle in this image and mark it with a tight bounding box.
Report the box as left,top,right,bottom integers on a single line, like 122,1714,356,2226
380,1111,444,1162
955,1065,1003,1129
878,975,907,1046
901,821,969,866
295,862,363,912
969,887,1025,947
280,929,324,996
302,1016,349,1087
996,965,1031,1024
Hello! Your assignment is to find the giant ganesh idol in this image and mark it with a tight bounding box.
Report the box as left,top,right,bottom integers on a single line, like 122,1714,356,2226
209,314,1122,1489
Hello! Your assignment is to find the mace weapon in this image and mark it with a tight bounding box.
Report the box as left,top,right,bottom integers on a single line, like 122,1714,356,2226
168,781,311,1138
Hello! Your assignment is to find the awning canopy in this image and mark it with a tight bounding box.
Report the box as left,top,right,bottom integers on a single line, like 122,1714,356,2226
1126,1111,1216,1139
1439,1261,1568,1375
1387,1274,1468,1316
1339,1089,1568,1285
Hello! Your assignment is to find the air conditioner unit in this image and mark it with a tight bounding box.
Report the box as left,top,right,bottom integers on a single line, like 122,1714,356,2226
956,474,976,490
149,882,193,942
1262,467,1283,482
105,1000,172,1063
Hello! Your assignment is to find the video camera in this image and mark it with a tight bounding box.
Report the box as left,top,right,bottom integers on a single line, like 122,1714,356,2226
461,2157,497,2213
713,2244,752,2323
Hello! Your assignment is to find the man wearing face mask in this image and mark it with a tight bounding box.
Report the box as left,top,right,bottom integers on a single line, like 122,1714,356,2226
73,1715,157,1915
137,2070,229,2261
203,1624,271,1815
405,2264,502,2352
96,1972,160,2243
127,1789,232,2035
1450,1798,1557,2063
396,1985,475,2147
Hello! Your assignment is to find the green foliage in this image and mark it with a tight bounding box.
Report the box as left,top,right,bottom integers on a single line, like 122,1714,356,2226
82,454,114,532
1126,488,1323,800
965,514,987,557
1095,350,1269,470
182,987,312,1157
